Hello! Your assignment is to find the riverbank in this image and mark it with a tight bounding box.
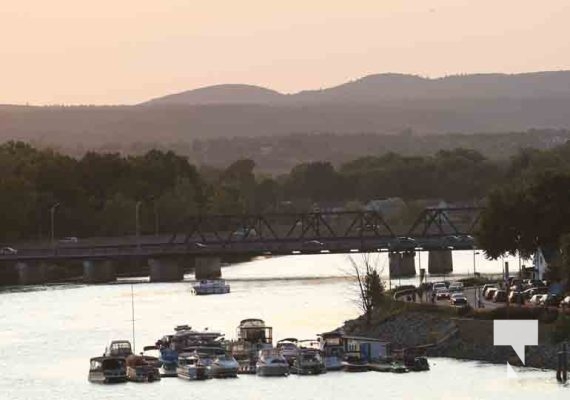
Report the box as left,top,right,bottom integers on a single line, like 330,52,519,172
339,299,565,370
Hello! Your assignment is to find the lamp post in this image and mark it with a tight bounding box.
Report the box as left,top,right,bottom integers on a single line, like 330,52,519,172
135,201,142,248
50,202,60,245
473,250,480,276
153,201,159,236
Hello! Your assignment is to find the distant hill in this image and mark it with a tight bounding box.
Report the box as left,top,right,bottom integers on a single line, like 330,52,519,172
144,71,570,105
144,84,283,105
2,71,570,152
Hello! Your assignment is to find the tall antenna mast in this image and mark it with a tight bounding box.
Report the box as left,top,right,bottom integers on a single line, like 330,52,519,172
131,284,136,353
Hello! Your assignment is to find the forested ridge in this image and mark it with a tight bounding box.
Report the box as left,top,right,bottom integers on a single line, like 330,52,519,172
1,139,570,242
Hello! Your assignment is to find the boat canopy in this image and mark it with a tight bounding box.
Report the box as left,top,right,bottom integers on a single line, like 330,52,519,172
105,340,133,357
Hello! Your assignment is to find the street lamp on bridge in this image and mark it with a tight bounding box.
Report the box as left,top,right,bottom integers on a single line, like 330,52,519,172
50,202,60,245
135,200,142,248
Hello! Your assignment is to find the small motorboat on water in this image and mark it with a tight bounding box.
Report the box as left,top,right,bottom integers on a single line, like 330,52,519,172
256,349,289,377
192,279,230,295
276,338,298,366
88,356,127,384
405,356,430,372
176,352,211,380
290,348,327,375
126,354,161,382
208,350,240,378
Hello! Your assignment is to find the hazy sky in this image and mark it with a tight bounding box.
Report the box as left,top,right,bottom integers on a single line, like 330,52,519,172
2,0,570,105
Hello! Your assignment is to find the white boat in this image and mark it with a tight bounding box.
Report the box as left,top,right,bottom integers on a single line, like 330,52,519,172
256,349,289,377
290,342,326,375
192,280,230,295
276,338,299,366
176,352,211,380
206,349,240,378
88,356,127,384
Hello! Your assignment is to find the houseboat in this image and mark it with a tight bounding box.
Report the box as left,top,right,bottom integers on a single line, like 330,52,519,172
256,348,290,377
227,318,273,372
88,356,127,384
192,279,230,295
318,331,344,371
340,336,391,372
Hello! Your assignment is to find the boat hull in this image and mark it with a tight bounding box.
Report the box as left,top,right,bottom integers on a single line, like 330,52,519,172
290,364,327,375
127,366,161,382
342,362,369,372
256,365,289,377
176,366,211,380
210,366,238,378
88,371,127,384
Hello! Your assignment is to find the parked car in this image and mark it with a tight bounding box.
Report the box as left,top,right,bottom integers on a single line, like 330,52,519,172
522,287,548,299
485,288,498,300
435,289,451,300
0,246,18,255
449,284,463,293
560,295,570,308
541,293,563,307
493,290,508,303
508,291,525,305
432,282,447,292
482,284,498,297
529,294,547,306
450,293,468,306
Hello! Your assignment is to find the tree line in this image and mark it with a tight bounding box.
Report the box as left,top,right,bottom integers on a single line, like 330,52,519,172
1,140,570,243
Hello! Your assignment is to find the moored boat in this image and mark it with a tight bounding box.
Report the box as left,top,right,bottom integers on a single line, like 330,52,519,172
290,347,327,375
276,338,298,366
318,331,344,371
227,318,273,373
88,356,127,384
192,279,230,295
256,348,289,377
341,355,370,372
176,352,211,380
126,354,161,382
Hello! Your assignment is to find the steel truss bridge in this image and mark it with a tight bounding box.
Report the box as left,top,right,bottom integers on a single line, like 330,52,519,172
0,207,482,262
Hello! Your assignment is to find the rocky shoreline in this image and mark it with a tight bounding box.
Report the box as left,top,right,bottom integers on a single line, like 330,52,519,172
340,303,563,370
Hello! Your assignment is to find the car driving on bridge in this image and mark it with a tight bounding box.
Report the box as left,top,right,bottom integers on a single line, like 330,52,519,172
0,246,18,255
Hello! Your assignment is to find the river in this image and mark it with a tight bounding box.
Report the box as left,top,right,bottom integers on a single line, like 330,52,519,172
0,251,566,399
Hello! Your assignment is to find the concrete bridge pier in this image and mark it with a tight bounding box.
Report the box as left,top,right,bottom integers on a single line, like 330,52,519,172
149,257,184,282
428,250,453,274
83,260,116,284
16,262,47,285
389,251,416,278
194,257,222,280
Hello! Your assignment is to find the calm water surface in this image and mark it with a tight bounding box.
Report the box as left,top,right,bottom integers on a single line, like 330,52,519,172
0,252,565,399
